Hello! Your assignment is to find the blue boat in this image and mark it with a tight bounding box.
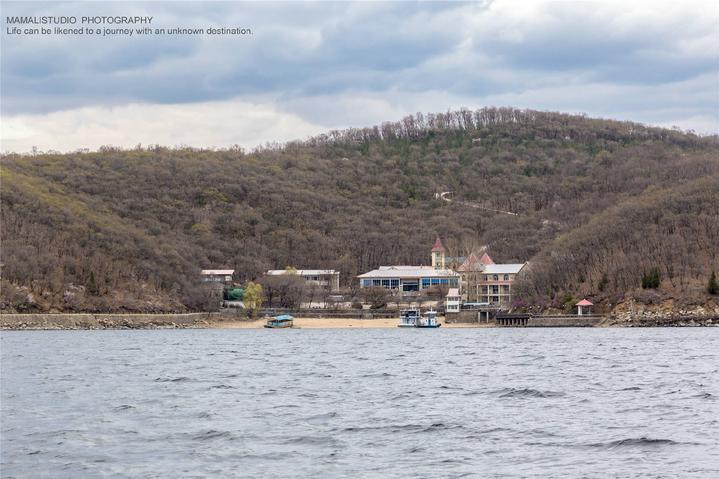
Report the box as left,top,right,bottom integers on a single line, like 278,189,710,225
265,314,294,328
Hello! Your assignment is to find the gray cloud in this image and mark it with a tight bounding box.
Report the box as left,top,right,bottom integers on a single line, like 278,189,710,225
1,0,717,151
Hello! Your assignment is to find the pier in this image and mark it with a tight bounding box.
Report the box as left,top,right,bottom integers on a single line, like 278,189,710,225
496,313,604,327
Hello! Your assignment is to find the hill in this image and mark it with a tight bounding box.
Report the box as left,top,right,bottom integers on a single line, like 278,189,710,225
1,107,718,313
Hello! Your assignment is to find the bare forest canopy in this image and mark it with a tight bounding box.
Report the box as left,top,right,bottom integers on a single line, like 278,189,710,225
1,107,718,312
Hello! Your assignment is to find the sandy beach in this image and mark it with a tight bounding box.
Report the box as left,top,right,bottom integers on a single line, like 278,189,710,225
0,313,489,330
211,317,489,329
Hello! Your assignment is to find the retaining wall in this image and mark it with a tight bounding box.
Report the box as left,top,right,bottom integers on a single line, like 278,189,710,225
527,315,603,327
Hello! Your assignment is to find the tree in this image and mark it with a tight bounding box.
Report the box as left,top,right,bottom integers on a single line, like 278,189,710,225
361,286,388,309
708,271,718,295
258,274,305,308
243,282,263,317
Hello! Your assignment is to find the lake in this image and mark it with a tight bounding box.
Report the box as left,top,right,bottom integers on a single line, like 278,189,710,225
2,328,718,478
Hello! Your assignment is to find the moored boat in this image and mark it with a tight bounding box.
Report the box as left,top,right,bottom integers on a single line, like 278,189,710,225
415,310,441,328
265,314,294,328
398,309,420,327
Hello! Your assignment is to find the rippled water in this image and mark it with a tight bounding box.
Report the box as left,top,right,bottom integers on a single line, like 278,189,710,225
2,328,718,478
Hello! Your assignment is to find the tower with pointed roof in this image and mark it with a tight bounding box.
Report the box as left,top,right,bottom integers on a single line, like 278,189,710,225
431,236,446,270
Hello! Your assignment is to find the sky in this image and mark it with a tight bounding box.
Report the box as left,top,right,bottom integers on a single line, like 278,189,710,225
1,0,718,153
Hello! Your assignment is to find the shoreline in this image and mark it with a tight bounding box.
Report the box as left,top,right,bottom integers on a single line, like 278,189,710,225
1,313,717,330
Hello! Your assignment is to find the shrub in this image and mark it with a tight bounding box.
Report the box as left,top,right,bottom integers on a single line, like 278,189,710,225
708,271,718,295
641,267,661,289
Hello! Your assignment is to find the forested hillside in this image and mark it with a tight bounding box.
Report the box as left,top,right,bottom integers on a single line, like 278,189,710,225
2,108,718,312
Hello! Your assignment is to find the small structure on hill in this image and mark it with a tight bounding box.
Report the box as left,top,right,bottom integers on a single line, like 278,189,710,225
576,299,593,316
200,269,234,284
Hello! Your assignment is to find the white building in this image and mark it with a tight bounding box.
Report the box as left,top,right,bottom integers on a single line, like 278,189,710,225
445,288,461,313
200,269,234,283
266,269,340,292
357,266,459,292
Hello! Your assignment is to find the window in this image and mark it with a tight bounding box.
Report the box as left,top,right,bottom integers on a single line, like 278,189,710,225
504,274,509,280
493,275,499,281
362,279,371,287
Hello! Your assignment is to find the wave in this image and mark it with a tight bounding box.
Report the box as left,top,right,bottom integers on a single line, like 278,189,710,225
341,422,464,434
192,429,234,441
305,412,338,425
113,404,135,411
493,388,564,398
361,372,392,378
587,437,689,449
154,376,192,383
281,435,338,446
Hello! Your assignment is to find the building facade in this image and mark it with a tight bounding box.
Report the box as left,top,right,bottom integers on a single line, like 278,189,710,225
357,266,459,292
472,263,525,305
200,269,234,284
445,288,461,313
266,269,340,292
455,253,525,305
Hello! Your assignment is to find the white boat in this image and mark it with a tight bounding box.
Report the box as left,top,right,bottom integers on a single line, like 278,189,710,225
398,309,420,327
415,310,441,328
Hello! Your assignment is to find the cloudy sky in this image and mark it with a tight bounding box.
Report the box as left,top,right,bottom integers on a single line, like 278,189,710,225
1,0,717,152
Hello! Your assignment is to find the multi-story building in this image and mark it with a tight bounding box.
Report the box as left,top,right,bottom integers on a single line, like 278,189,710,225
357,237,524,307
455,253,525,306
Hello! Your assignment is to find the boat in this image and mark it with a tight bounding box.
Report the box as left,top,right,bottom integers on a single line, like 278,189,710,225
264,314,294,328
415,310,441,328
398,309,420,327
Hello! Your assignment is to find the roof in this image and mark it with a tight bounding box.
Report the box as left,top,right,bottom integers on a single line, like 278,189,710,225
267,269,338,276
483,263,526,274
479,253,495,265
201,269,234,275
457,253,482,272
576,299,593,306
447,288,460,297
431,236,446,252
357,266,459,279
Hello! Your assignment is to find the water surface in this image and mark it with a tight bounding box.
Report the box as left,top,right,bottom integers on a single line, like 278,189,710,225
2,328,718,478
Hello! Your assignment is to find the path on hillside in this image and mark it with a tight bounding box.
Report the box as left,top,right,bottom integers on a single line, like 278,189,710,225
435,191,519,216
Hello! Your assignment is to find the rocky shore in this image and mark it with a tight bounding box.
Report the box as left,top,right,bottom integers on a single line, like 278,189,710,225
0,313,229,330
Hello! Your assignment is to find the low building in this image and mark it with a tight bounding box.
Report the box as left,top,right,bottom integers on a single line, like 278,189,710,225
357,266,459,292
266,269,340,292
445,288,461,313
200,269,234,284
